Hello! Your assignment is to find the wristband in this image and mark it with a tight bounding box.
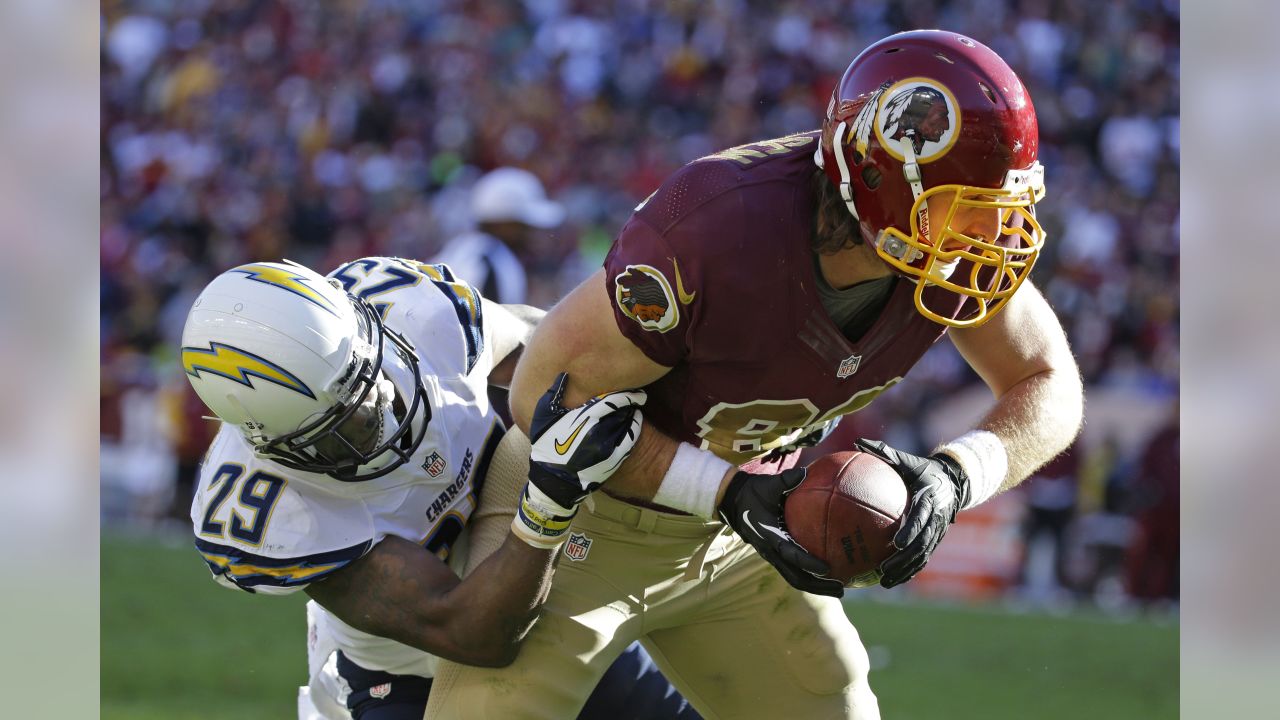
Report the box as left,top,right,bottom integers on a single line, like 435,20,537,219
652,443,733,520
511,483,578,549
934,430,1007,510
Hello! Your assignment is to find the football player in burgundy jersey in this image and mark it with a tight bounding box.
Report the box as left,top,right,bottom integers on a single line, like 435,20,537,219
429,30,1083,720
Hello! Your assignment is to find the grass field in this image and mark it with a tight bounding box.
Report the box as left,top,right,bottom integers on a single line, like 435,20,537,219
102,531,1177,719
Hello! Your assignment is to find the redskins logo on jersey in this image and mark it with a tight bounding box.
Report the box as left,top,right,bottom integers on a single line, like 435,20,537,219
614,264,680,333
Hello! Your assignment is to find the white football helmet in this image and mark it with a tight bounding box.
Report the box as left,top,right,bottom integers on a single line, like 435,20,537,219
181,261,429,481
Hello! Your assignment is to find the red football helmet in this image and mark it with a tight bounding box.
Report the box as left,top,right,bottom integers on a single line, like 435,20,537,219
817,30,1046,327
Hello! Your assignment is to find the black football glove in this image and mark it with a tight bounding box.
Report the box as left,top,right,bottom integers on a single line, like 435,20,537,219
527,372,646,508
853,439,971,589
718,469,844,598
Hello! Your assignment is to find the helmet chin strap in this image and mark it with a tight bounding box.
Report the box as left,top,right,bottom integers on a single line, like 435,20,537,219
225,393,274,449
898,136,927,201
875,137,930,265
818,121,862,222
822,126,937,267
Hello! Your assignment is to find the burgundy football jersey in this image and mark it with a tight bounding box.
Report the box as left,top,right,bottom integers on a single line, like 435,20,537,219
605,132,972,472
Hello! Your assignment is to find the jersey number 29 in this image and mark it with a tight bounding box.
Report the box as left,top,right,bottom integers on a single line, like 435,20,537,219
199,463,286,546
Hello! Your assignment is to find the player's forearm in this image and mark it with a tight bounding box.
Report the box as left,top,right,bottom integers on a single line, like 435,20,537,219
944,281,1083,507
966,364,1083,492
597,419,678,498
605,421,738,514
435,534,558,666
304,535,556,668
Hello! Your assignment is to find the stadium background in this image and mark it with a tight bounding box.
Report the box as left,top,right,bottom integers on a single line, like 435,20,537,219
100,1,1179,717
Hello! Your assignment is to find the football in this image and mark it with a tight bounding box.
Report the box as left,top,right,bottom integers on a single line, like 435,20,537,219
784,450,908,588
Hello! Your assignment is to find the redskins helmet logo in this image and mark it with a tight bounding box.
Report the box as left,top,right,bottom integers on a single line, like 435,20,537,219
874,78,961,163
614,264,679,333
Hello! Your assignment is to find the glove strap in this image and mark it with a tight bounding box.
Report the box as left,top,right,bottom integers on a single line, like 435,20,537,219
511,483,578,549
934,430,1006,510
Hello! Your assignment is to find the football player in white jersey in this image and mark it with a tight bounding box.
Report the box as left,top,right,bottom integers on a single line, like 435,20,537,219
182,257,646,719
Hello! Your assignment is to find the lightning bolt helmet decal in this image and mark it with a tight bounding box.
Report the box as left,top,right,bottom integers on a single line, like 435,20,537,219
181,342,316,399
231,263,341,316
182,258,434,482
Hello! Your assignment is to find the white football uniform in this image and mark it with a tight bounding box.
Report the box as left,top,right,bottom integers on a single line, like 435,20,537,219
190,257,505,689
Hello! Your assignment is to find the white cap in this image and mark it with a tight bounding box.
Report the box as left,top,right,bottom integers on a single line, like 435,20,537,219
471,167,566,229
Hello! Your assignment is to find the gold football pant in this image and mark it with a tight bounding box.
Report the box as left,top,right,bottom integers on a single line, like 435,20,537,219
426,490,879,720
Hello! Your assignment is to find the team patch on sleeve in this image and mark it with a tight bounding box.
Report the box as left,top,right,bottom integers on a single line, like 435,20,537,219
614,264,681,333
194,537,372,594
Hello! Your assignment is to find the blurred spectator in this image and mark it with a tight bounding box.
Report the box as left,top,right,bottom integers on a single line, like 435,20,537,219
433,166,565,305
1125,402,1180,605
1014,441,1080,604
100,345,176,527
165,381,221,522
433,166,566,425
1067,434,1140,609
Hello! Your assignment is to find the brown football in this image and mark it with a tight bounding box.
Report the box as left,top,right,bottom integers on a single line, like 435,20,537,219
784,450,908,588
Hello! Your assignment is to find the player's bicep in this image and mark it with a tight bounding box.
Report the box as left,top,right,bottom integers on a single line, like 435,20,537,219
949,281,1077,397
509,269,670,432
304,535,460,642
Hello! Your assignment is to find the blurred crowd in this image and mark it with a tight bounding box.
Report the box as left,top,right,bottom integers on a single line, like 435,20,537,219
100,0,1179,607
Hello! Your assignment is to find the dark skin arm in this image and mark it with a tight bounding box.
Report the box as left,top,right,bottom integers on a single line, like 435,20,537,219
305,533,557,668
306,302,556,667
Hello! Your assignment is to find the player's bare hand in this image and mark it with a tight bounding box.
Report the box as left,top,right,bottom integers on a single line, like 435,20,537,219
853,439,971,588
718,469,844,597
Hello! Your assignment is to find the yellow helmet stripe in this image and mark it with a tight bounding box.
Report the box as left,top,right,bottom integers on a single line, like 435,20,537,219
232,264,340,316
181,342,315,399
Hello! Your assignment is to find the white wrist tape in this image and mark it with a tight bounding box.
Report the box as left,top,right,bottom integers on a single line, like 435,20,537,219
935,430,1008,510
652,443,733,520
511,483,578,549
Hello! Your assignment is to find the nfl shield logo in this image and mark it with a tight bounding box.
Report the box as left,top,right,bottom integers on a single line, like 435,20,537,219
369,682,392,699
837,354,862,379
422,451,446,477
564,532,592,561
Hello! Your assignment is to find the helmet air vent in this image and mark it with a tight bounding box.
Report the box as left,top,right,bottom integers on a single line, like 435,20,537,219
861,166,882,190
934,52,955,64
978,81,997,104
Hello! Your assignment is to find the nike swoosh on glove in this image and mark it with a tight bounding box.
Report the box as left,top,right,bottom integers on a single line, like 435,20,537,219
718,469,844,598
527,372,646,508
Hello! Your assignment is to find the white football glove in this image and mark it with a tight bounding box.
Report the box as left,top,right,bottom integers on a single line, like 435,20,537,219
513,372,645,548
